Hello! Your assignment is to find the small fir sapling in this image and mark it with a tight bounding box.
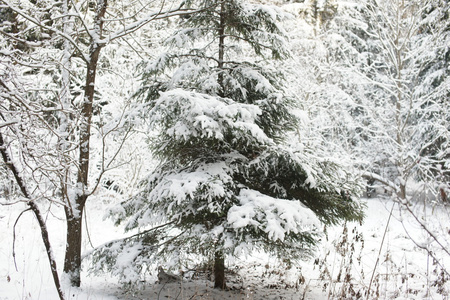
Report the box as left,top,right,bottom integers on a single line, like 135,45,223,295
93,0,365,289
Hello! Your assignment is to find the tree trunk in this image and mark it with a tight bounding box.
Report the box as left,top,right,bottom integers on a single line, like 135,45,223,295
62,0,107,287
214,250,226,289
62,49,98,287
440,187,447,202
399,182,406,200
214,4,226,289
63,202,85,287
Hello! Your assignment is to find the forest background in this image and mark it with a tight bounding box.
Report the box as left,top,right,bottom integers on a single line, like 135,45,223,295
0,0,449,299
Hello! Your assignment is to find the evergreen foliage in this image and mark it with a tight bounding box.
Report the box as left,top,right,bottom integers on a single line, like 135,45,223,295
96,0,364,286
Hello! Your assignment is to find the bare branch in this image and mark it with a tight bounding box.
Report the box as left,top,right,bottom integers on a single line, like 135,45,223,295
107,6,197,42
399,206,450,279
12,208,31,272
0,1,89,62
361,171,400,194
0,131,65,300
0,120,18,129
402,202,450,257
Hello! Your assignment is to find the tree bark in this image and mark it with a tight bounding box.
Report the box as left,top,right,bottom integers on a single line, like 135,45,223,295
440,188,447,202
62,0,107,287
63,203,85,287
28,201,66,300
214,3,226,290
399,182,406,200
214,250,226,289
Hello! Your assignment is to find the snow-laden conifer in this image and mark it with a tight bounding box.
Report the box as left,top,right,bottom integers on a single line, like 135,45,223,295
96,0,365,288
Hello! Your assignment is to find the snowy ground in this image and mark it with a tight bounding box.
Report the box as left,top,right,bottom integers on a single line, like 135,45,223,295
1,197,449,299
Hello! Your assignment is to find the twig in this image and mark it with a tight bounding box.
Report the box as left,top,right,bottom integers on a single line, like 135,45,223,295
366,201,395,300
83,206,95,249
158,279,182,300
0,199,27,205
189,291,201,300
301,279,311,300
158,281,168,300
361,172,399,195
399,206,450,279
81,221,174,259
0,120,18,129
13,208,31,271
175,279,182,300
403,202,450,257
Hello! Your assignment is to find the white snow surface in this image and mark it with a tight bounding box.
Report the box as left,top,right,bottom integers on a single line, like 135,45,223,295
1,197,449,299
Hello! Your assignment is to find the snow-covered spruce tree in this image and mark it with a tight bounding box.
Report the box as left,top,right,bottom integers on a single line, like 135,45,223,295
106,0,364,289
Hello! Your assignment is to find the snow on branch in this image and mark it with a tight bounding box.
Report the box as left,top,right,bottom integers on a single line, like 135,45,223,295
148,161,234,209
150,89,272,145
0,120,18,129
228,189,320,242
361,171,399,194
